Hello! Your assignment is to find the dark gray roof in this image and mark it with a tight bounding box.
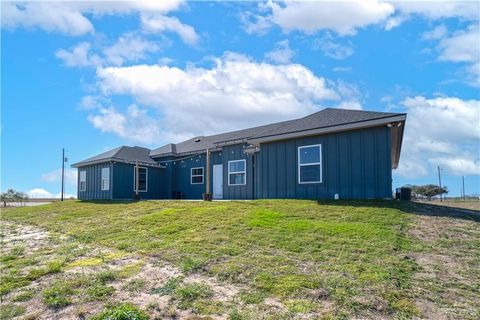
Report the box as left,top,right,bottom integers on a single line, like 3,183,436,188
74,108,405,166
72,146,157,168
150,120,290,157
250,108,403,139
150,108,404,157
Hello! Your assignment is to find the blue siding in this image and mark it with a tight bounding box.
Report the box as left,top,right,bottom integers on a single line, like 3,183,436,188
222,144,254,199
77,126,393,201
77,163,113,200
112,163,163,200
256,126,392,199
155,151,222,199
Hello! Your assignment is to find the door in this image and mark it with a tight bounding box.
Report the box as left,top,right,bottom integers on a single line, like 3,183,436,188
213,164,223,199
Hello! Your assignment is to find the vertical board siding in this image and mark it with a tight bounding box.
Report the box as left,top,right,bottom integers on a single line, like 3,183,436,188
155,151,222,199
77,163,113,200
222,145,253,199
77,126,393,201
112,163,162,200
257,126,392,200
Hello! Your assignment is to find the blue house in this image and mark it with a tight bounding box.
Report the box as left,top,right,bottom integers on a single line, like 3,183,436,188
72,108,406,200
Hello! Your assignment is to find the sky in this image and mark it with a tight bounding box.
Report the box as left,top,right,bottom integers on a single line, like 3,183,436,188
1,0,479,198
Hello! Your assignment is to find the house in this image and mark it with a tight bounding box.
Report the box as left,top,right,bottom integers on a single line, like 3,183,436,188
72,108,406,200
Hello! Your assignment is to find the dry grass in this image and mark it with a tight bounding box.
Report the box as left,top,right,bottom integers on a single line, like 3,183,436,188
1,199,479,319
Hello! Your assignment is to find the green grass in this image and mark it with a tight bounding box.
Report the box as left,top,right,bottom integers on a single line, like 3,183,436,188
42,280,75,309
0,304,26,320
3,199,420,318
173,282,214,310
91,303,149,320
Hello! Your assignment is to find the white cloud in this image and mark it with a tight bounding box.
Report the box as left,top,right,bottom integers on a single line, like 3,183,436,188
27,188,76,199
437,25,480,87
244,1,479,36
438,25,479,63
92,52,342,142
41,169,78,185
313,36,354,60
265,39,294,64
1,1,183,35
103,33,160,66
421,24,448,41
55,42,101,68
141,14,199,45
1,2,94,36
56,34,160,68
79,95,107,110
336,100,363,110
396,96,480,178
87,105,162,144
27,188,53,199
244,0,395,36
393,1,480,21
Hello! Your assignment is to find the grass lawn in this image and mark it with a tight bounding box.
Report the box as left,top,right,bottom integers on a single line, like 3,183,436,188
1,200,479,319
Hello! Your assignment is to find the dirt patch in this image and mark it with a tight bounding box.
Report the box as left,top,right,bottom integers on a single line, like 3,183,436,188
1,221,292,319
408,207,480,320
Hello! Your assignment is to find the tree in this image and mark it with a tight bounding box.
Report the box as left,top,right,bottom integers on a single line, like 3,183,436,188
413,184,448,201
1,189,29,207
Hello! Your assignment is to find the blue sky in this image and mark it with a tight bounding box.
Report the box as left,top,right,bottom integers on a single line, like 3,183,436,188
1,1,479,198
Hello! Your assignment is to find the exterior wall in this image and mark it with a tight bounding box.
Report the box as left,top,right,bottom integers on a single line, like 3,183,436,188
255,126,392,199
111,163,163,200
222,144,254,199
155,151,222,199
76,126,393,201
77,163,113,200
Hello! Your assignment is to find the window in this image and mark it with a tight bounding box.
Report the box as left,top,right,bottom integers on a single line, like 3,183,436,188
298,144,322,184
228,160,246,186
191,167,204,184
133,167,148,192
101,167,110,191
79,170,86,192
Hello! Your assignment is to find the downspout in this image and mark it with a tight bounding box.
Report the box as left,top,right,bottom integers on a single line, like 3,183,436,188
204,148,212,201
135,160,139,199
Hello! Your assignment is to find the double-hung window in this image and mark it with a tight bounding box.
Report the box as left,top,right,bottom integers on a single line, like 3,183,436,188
298,144,322,184
79,170,86,191
101,167,110,191
228,159,246,186
134,167,148,192
191,167,204,184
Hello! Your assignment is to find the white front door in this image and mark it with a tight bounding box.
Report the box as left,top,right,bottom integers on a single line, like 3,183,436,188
213,164,223,199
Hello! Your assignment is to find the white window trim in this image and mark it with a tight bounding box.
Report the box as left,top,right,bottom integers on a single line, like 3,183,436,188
133,166,148,192
79,170,86,192
191,167,204,185
228,159,246,186
101,167,110,191
298,144,322,184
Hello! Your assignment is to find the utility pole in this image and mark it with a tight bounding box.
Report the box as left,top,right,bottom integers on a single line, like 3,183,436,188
462,176,465,201
61,148,65,201
437,165,442,202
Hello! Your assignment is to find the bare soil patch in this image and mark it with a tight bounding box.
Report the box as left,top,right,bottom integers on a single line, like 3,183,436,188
408,207,480,320
1,221,290,319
